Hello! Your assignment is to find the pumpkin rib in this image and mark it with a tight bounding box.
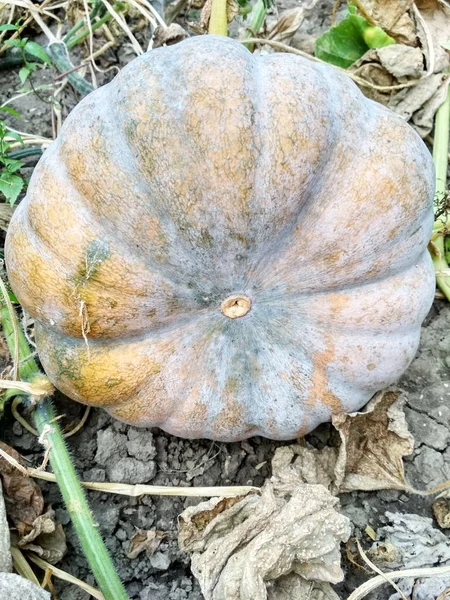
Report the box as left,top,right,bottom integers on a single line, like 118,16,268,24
259,252,435,335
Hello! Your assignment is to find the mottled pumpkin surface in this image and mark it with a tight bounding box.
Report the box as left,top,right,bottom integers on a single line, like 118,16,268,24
5,36,435,441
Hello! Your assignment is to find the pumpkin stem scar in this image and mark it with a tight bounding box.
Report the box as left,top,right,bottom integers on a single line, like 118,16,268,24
221,295,252,318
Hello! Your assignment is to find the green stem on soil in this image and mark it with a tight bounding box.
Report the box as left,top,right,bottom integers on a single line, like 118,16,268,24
243,0,267,51
63,0,105,45
431,85,450,301
67,10,113,50
33,400,129,600
209,0,228,35
0,294,129,600
7,147,43,160
46,42,94,96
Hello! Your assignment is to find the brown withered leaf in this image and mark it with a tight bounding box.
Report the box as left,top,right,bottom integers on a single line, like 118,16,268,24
363,0,417,44
10,506,67,564
332,389,414,493
22,523,67,564
267,2,319,45
152,23,189,48
126,529,167,559
349,49,397,105
270,389,414,495
416,0,450,73
0,441,44,536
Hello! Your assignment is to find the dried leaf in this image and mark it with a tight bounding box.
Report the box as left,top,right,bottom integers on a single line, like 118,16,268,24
0,442,44,536
349,49,397,104
433,498,450,529
126,529,167,559
152,24,189,48
268,4,318,45
21,522,67,564
266,573,340,600
389,71,445,114
270,443,338,491
411,76,450,135
364,0,417,43
416,0,450,73
333,389,414,493
16,509,56,545
12,506,67,564
179,470,350,600
376,44,424,77
270,390,414,494
0,204,14,232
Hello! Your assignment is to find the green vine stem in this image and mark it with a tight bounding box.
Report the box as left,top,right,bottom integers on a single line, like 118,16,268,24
243,0,266,51
67,10,113,51
63,0,105,45
0,292,129,600
431,85,450,301
209,0,228,35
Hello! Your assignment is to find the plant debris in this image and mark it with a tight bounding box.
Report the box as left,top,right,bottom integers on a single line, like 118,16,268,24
152,24,189,48
126,529,167,559
434,497,450,529
178,449,351,599
0,441,44,536
271,389,414,495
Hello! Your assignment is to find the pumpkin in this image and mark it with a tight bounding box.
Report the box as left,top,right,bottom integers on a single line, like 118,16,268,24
5,36,435,441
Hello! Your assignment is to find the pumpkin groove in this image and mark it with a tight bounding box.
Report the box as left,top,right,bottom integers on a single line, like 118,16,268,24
5,35,435,441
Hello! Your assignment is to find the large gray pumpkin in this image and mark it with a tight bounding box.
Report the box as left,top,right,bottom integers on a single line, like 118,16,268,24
5,36,435,441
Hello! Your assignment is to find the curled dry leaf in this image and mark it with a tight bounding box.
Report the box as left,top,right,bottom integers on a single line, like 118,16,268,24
0,441,44,536
266,573,340,600
332,389,415,493
267,2,320,45
14,507,67,565
416,0,450,73
126,529,167,559
152,24,189,49
433,498,450,529
364,0,417,45
345,0,450,136
178,457,350,600
270,390,414,495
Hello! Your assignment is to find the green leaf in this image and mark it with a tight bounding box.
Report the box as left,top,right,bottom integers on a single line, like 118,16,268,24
18,67,31,85
5,131,24,145
315,13,395,69
4,158,23,173
8,290,18,304
0,24,19,32
4,38,23,49
24,41,51,65
0,106,21,118
0,172,24,205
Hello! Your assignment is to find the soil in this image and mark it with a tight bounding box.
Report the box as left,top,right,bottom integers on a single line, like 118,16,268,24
1,1,450,599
